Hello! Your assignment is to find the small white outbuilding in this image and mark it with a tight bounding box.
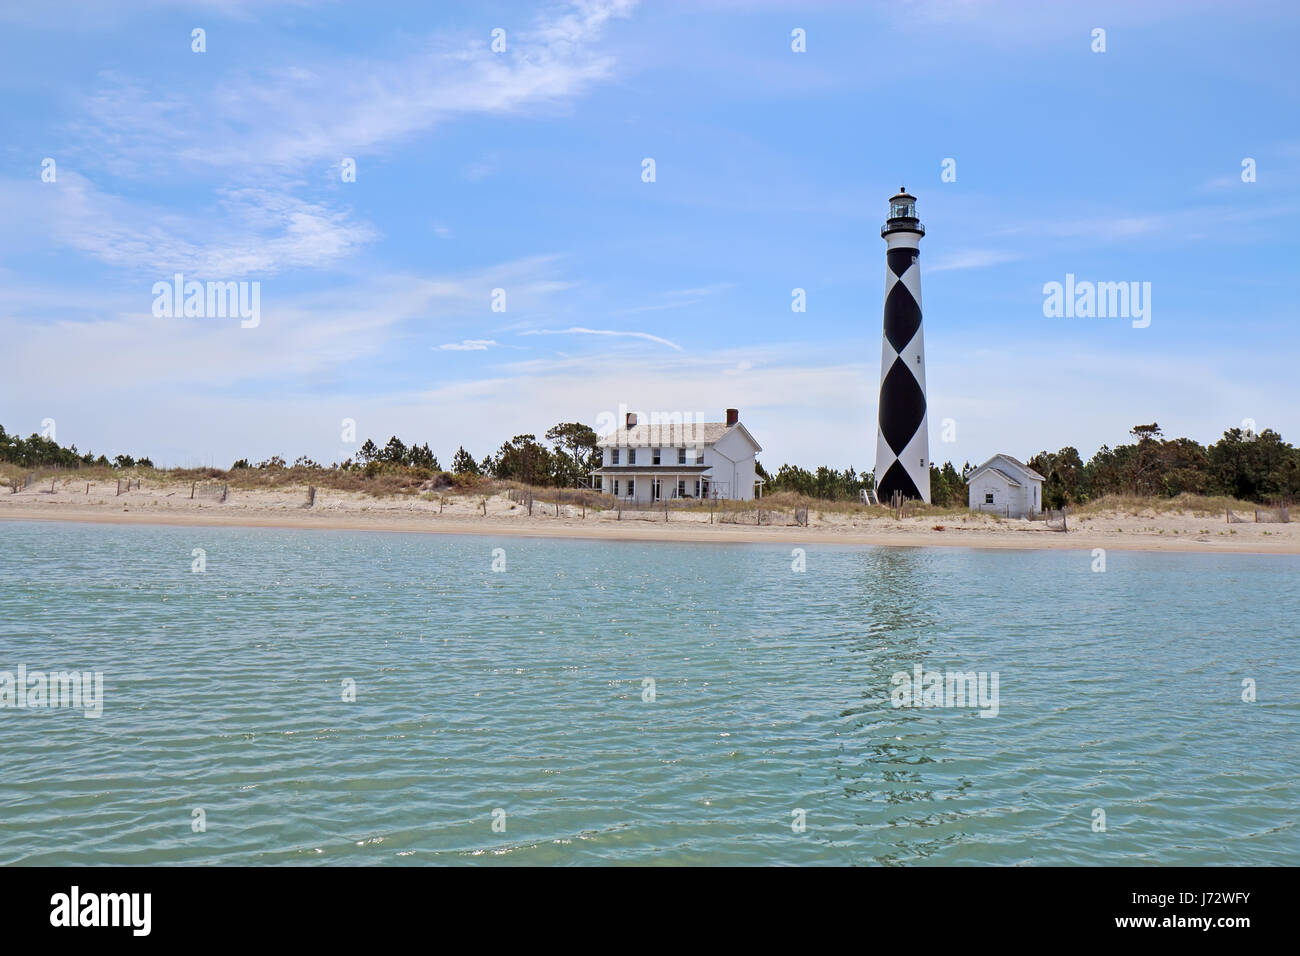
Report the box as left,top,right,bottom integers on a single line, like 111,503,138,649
967,454,1045,518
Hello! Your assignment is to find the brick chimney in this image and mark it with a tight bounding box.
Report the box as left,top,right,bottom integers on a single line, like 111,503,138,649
625,412,638,428
725,408,739,426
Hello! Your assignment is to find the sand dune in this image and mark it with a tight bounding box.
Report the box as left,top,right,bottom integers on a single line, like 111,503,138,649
2,479,1297,554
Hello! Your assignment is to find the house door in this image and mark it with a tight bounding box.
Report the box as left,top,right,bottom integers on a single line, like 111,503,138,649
651,478,661,502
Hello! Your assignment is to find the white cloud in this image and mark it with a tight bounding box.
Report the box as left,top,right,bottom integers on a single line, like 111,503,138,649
520,326,684,351
461,154,500,182
0,256,569,397
439,339,498,351
611,282,732,315
11,2,636,284
0,173,377,278
71,2,638,176
6,314,1296,470
928,249,1022,273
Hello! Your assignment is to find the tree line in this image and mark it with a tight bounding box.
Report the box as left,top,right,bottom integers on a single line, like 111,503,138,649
0,426,153,470
4,420,1297,506
1028,423,1299,507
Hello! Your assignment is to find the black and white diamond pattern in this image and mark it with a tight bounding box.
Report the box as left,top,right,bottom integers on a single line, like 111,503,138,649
875,240,930,502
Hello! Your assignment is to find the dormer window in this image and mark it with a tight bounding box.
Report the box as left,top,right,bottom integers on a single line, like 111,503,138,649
611,448,619,465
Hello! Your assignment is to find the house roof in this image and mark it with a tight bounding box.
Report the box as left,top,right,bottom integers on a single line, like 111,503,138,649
968,454,1044,486
597,421,731,448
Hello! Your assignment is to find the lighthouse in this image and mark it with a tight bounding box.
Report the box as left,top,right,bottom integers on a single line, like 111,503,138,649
874,188,930,504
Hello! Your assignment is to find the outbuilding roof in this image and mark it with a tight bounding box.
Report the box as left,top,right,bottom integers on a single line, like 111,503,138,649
968,454,1044,486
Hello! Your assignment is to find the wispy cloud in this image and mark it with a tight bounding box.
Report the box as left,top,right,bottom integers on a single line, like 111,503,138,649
611,282,733,315
0,173,377,277
0,256,576,394
927,249,1022,273
70,1,638,177
989,200,1300,244
439,339,498,351
19,1,636,283
520,326,684,351
461,153,500,182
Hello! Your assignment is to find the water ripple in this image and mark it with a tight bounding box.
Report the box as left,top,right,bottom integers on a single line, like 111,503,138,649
0,521,1296,864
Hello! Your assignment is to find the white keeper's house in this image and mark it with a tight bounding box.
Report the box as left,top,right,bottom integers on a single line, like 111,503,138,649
592,408,763,502
967,454,1045,518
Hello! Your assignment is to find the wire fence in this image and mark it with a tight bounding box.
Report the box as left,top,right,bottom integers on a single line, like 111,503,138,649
190,481,228,502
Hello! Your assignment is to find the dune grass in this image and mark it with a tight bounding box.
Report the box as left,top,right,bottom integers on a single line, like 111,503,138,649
1070,492,1259,518
1,461,1276,524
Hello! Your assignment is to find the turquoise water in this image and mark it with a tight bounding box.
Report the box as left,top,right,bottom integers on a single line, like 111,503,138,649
0,519,1295,865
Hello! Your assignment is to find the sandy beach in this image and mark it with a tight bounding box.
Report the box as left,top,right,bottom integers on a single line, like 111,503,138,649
2,477,1297,554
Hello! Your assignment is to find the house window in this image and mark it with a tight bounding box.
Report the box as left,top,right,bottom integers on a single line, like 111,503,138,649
652,448,661,465
611,448,619,465
678,447,687,465
627,479,635,497
628,449,636,465
613,479,620,496
694,479,700,497
920,458,925,467
677,480,686,498
984,492,994,504
694,446,704,464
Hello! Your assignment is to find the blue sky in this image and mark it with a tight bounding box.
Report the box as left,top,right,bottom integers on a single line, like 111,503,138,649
1,0,1297,471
